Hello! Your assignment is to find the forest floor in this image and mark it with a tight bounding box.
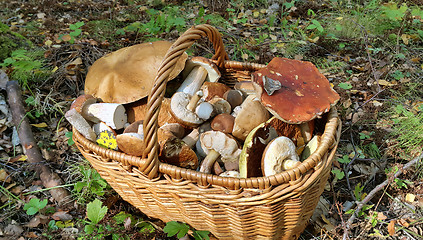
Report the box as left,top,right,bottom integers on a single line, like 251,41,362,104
0,0,422,239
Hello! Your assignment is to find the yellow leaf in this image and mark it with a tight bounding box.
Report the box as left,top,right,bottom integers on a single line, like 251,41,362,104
31,122,48,128
336,17,343,20
378,79,397,86
45,40,52,47
307,36,319,43
401,34,409,45
52,66,59,73
18,155,28,161
405,193,416,203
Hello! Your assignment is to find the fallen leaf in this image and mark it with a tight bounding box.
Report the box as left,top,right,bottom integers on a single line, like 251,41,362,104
307,36,319,43
378,79,397,86
124,217,132,230
26,215,49,228
401,34,409,45
372,100,383,107
31,122,48,128
397,218,409,227
51,211,73,221
377,212,387,221
4,224,24,236
0,168,11,182
388,220,396,236
61,34,72,42
405,193,416,203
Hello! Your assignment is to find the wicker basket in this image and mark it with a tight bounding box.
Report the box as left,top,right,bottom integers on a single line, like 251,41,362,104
73,24,341,240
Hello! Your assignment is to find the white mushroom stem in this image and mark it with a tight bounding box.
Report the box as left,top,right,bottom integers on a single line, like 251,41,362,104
299,121,314,143
84,103,127,130
199,149,221,173
65,109,96,142
182,128,199,148
177,66,208,96
186,91,203,112
195,102,214,120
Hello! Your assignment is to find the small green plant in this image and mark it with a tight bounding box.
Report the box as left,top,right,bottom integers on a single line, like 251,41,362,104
338,82,353,90
394,178,412,189
74,165,109,202
164,221,210,240
84,199,108,234
332,168,345,180
60,21,85,44
65,131,75,146
23,198,48,215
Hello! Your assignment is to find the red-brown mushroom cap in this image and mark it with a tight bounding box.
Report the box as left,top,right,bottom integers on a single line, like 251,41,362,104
252,57,340,124
85,41,187,104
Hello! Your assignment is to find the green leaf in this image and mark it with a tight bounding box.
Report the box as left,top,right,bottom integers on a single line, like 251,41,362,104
338,155,350,164
354,183,364,200
193,230,210,240
26,207,39,215
84,224,95,234
70,29,82,37
306,24,317,30
338,82,352,90
331,168,345,180
86,199,108,225
163,221,190,238
74,181,87,192
113,211,132,224
75,21,84,28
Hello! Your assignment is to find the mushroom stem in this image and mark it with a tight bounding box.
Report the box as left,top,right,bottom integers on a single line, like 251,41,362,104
177,66,208,96
85,103,127,130
199,149,221,173
299,120,314,143
65,109,96,142
182,128,199,148
186,90,203,112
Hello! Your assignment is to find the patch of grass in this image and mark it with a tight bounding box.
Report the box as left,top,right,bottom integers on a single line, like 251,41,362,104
86,20,125,42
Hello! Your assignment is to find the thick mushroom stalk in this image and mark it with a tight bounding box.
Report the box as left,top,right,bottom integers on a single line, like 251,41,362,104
199,131,241,174
261,136,300,176
178,57,221,96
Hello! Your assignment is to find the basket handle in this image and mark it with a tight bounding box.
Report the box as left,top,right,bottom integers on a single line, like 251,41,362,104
141,24,229,178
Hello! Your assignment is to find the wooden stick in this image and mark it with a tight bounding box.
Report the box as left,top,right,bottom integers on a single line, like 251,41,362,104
6,80,73,207
342,153,423,240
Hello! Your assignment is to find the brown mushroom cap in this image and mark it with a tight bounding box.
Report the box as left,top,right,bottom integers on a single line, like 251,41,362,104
70,94,96,114
85,41,188,104
252,57,340,124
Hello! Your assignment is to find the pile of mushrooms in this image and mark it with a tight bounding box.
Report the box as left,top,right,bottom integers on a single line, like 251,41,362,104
67,46,340,178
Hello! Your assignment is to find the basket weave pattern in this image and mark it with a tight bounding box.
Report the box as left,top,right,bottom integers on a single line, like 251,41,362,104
73,24,341,240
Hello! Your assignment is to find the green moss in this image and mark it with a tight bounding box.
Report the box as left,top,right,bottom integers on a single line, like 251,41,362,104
0,23,33,61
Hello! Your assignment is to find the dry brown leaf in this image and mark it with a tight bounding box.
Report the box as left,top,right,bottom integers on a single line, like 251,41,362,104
61,34,72,42
51,211,73,221
0,168,11,183
398,218,409,227
377,212,387,221
26,215,49,228
388,220,396,236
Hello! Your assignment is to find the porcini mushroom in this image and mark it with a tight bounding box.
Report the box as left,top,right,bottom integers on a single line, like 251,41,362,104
199,131,241,174
85,41,187,104
252,57,340,141
158,128,198,169
177,57,221,96
261,136,300,177
232,95,270,141
211,113,235,134
116,120,145,156
170,91,204,128
65,108,96,142
200,82,230,101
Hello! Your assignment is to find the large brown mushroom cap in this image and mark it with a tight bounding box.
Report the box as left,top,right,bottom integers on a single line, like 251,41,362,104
252,57,340,124
85,41,188,104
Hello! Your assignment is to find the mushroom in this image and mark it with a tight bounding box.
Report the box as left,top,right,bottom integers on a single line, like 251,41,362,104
232,95,270,141
301,134,321,161
195,102,214,120
116,120,145,156
85,41,187,104
200,82,230,101
208,97,231,116
199,131,241,174
177,57,221,96
219,170,240,178
261,136,300,177
238,117,303,178
223,89,244,109
69,94,127,130
234,81,256,96
170,91,204,128
211,113,235,134
65,108,96,142
252,57,340,142
157,128,198,169
126,97,177,126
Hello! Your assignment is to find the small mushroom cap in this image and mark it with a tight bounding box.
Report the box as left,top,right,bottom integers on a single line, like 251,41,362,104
85,41,187,104
252,57,340,124
116,133,145,156
232,95,270,141
125,97,177,126
201,82,230,101
182,56,221,83
211,113,235,134
70,94,96,114
123,120,144,134
170,92,204,128
261,136,300,177
200,130,241,162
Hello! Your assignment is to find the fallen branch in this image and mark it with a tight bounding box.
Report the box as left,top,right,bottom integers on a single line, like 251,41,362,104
342,153,423,240
6,79,73,207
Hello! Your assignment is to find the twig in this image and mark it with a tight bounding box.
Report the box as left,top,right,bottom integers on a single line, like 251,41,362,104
6,79,73,207
342,152,423,240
